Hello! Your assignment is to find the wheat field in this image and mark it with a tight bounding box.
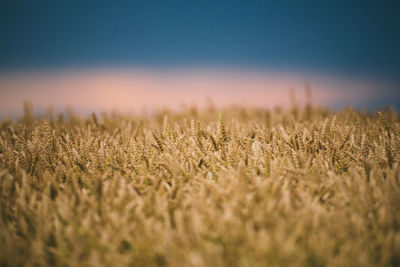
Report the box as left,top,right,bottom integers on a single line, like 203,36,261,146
0,103,399,267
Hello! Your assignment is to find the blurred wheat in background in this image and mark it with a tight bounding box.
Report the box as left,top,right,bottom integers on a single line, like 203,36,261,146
0,103,399,266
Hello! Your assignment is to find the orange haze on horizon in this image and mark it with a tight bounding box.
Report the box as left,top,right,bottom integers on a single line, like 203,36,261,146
0,68,394,117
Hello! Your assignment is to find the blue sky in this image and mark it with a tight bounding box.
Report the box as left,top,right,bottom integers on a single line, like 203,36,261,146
0,0,400,114
1,0,399,76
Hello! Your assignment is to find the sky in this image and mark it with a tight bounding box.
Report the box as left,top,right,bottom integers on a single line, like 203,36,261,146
0,0,400,115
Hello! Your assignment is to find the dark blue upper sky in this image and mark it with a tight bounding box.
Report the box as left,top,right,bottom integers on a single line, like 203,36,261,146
1,0,400,78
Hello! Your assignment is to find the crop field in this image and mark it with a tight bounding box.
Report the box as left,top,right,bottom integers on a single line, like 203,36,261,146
0,104,399,267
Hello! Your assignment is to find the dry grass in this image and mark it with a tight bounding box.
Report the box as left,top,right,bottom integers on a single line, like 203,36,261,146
0,104,400,266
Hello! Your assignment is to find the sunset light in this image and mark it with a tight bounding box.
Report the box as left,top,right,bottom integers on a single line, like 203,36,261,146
1,1,400,266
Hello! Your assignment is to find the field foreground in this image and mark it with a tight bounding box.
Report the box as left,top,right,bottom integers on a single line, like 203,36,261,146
0,106,400,266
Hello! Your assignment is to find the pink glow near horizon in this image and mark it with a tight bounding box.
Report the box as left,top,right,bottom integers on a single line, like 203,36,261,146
0,69,389,116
